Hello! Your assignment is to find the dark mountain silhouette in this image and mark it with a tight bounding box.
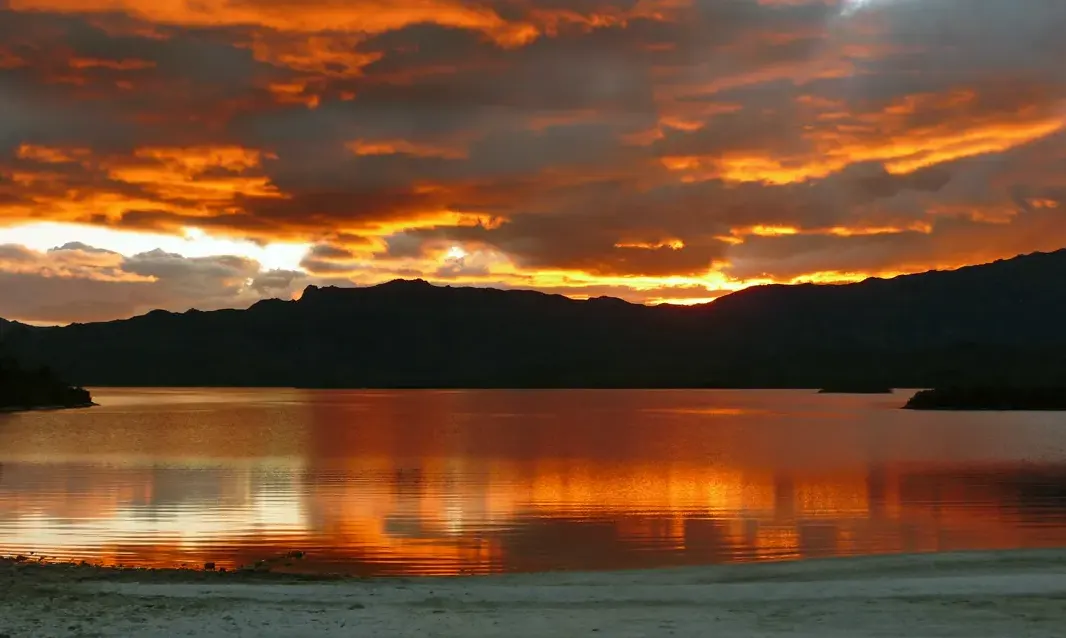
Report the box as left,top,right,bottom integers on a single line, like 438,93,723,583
3,249,1066,389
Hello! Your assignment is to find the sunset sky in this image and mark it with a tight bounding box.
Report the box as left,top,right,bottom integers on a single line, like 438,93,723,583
1,0,1064,324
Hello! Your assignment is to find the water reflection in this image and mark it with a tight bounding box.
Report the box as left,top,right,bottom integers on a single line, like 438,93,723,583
1,389,1066,575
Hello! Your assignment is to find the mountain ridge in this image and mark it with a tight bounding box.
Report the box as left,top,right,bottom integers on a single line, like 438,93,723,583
4,248,1066,389
9,248,1062,329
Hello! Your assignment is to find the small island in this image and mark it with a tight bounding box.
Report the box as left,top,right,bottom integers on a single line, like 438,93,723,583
903,387,1066,411
0,356,94,412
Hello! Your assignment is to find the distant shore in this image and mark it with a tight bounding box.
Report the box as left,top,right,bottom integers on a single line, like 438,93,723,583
5,550,1066,637
904,387,1066,411
0,401,97,414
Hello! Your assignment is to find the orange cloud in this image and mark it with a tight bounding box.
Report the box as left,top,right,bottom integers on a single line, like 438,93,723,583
2,145,287,234
347,139,468,160
267,82,321,109
745,225,800,237
729,222,932,240
664,105,1065,185
106,147,286,203
249,33,383,81
878,118,1065,175
9,0,541,46
16,144,92,164
68,57,156,70
614,239,686,250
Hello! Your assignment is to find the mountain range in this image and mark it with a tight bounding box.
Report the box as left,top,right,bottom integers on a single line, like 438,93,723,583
3,249,1066,389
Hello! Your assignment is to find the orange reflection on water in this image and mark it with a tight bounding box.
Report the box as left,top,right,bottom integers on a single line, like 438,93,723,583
2,389,1066,575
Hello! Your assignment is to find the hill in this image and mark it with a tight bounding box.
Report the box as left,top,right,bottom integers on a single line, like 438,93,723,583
3,249,1066,388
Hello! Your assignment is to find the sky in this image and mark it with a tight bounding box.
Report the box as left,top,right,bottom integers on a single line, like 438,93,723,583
0,0,1064,325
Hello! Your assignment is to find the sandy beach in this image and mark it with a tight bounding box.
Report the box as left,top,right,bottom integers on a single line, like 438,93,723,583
4,550,1066,637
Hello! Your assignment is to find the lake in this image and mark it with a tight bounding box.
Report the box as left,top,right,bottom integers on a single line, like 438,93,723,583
2,388,1066,576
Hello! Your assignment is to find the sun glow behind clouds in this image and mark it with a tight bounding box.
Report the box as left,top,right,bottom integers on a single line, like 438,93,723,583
839,0,910,16
445,246,468,260
0,223,311,271
840,0,873,15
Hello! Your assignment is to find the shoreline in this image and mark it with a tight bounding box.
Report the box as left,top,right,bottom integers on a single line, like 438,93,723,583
0,554,344,585
6,546,1066,580
6,549,1066,636
0,401,97,414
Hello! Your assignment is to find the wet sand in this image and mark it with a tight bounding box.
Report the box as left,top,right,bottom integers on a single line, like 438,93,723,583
4,550,1066,637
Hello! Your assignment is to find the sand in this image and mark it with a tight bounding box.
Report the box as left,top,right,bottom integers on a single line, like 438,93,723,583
4,550,1066,637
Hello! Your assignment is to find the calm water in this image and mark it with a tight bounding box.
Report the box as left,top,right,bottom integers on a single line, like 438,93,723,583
2,389,1066,576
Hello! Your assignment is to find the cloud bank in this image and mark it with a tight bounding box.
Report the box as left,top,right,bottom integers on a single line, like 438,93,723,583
1,0,1064,322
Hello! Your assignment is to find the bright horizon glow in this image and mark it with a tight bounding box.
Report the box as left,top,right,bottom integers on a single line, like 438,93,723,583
0,222,311,272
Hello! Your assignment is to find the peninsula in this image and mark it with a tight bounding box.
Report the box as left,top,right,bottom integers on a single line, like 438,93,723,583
0,356,94,412
904,387,1066,411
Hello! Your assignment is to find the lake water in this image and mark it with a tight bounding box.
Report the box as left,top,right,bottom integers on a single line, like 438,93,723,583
2,388,1066,576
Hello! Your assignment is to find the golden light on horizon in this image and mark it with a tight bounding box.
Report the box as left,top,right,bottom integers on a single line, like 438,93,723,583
0,222,311,273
